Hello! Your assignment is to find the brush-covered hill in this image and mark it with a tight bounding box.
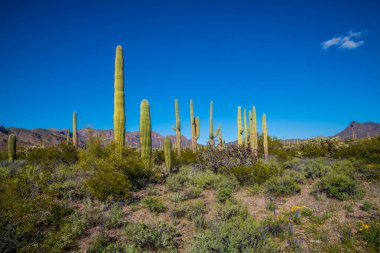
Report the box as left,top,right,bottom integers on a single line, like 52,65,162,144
0,126,191,150
335,121,380,140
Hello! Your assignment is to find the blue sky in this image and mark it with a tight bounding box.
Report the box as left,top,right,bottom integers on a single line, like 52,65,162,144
0,0,379,144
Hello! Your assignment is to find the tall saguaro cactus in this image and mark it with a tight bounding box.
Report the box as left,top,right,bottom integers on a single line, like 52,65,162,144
190,99,200,153
164,136,172,173
113,45,125,155
8,134,16,163
66,128,70,144
208,101,220,147
140,99,152,168
262,113,268,161
244,108,249,148
73,112,78,147
237,106,243,146
172,99,181,156
251,106,258,156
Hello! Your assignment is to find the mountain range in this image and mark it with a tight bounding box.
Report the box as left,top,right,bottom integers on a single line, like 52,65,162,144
1,121,379,150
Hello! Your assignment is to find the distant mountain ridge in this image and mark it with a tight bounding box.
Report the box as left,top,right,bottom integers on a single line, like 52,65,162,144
1,121,379,150
334,121,380,140
0,126,191,150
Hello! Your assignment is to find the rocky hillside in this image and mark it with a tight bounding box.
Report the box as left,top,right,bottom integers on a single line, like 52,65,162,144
0,126,191,150
335,121,380,140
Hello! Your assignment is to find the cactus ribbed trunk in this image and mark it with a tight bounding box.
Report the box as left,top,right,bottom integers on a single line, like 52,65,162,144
237,106,243,146
244,108,248,148
262,114,268,161
190,99,200,153
172,99,181,156
66,128,70,144
251,106,258,156
164,136,172,172
113,45,125,155
8,134,16,163
218,127,224,151
208,101,220,147
73,112,78,147
140,99,152,168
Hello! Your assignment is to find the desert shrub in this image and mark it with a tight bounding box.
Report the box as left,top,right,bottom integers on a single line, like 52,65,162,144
181,185,202,200
169,204,187,220
50,210,91,250
141,196,165,213
299,137,347,157
216,178,239,203
330,159,355,177
166,168,189,191
359,219,380,251
283,169,306,184
26,142,78,166
152,149,165,166
333,136,380,163
193,214,207,230
313,173,365,200
48,179,86,200
126,222,181,252
87,233,110,253
104,203,124,229
187,216,275,252
186,199,206,220
84,165,132,201
231,160,282,185
0,165,73,252
287,158,331,179
264,176,301,196
263,216,293,238
215,200,248,221
174,149,198,166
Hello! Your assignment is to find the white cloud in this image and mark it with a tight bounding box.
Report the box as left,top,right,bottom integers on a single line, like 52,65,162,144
321,30,366,50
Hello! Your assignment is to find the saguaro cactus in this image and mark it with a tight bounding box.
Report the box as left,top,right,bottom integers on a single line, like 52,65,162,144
251,106,258,156
208,101,220,147
262,113,268,161
66,128,70,144
140,99,152,168
113,45,125,155
218,125,224,151
190,99,200,153
244,108,249,148
237,106,243,146
73,112,78,147
164,136,172,172
172,99,181,156
8,134,16,163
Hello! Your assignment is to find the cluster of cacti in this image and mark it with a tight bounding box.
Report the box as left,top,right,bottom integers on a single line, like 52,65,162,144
164,136,172,172
172,99,181,156
66,128,70,144
140,99,152,168
250,106,258,155
8,134,16,163
237,106,243,145
113,45,126,155
208,101,220,147
73,112,78,147
262,113,268,161
190,99,200,152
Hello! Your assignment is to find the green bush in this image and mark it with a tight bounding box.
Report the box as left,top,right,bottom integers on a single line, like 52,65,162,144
187,216,275,252
181,186,202,200
283,169,306,184
126,222,181,252
231,160,282,185
104,204,124,229
186,199,206,220
216,179,238,203
26,142,78,166
166,168,189,191
141,196,165,213
264,176,301,196
313,173,365,200
84,165,132,201
215,200,248,221
287,158,331,179
360,219,380,251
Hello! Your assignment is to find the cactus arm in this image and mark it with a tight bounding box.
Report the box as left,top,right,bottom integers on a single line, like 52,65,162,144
195,117,200,140
140,99,152,168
